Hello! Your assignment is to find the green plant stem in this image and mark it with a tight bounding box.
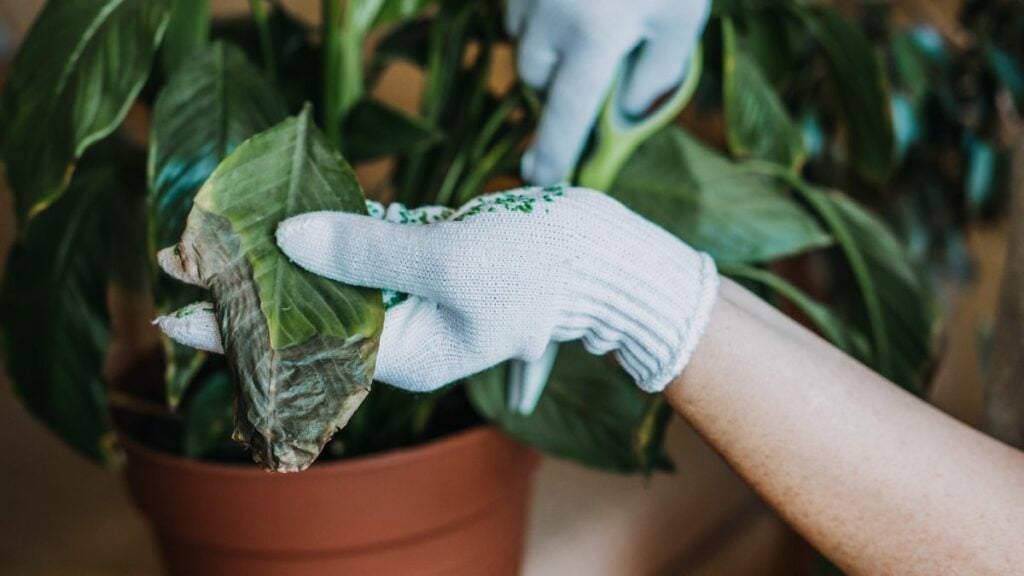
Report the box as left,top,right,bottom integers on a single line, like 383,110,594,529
249,0,276,79
322,0,367,149
577,46,703,190
397,5,472,204
323,0,343,146
746,161,892,377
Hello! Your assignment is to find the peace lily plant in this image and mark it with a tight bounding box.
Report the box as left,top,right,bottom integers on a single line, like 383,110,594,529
1,0,950,475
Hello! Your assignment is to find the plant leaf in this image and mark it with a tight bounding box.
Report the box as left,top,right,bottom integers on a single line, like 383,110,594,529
148,41,289,255
182,370,237,459
210,7,320,112
796,7,896,184
372,0,436,28
0,160,117,461
467,344,673,474
0,0,172,223
168,106,385,471
341,98,440,162
722,19,806,170
799,186,938,392
610,126,832,263
161,0,210,73
721,263,872,364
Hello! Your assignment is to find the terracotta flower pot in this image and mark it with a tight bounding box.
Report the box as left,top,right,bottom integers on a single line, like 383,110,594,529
122,427,539,576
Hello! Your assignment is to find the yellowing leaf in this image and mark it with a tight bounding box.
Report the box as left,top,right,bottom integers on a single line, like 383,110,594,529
170,107,384,471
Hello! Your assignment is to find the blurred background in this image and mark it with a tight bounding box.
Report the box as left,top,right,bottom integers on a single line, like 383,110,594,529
0,0,1018,574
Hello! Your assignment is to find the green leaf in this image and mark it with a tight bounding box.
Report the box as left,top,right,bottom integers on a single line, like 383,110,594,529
890,30,931,107
966,138,1000,216
371,0,436,28
210,7,320,112
182,370,237,459
100,138,150,294
740,7,798,87
167,106,385,471
798,186,937,392
164,341,207,411
722,19,806,170
797,7,896,184
467,343,673,474
610,126,832,263
148,41,289,253
0,160,118,461
161,0,210,73
721,263,871,363
0,0,172,223
986,45,1024,106
341,98,440,162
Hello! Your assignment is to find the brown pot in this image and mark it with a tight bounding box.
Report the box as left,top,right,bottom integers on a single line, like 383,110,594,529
122,427,539,576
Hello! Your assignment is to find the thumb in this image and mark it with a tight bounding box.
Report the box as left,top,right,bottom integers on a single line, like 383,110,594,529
276,211,457,303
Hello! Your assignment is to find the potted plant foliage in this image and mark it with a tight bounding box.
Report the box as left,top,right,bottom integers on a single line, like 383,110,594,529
4,0,1018,574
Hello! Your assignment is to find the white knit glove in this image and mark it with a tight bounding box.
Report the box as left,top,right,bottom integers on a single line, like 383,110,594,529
156,186,719,394
508,0,710,184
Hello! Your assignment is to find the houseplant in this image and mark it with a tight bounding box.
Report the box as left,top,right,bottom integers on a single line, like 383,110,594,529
5,0,1019,573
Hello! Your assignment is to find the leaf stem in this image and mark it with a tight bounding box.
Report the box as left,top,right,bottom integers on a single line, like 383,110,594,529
577,46,703,190
746,161,892,376
322,0,367,149
249,0,277,80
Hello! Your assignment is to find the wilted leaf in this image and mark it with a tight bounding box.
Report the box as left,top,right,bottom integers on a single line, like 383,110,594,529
148,42,289,406
0,160,117,461
610,126,831,263
723,19,806,170
0,0,172,223
167,107,385,471
467,344,673,474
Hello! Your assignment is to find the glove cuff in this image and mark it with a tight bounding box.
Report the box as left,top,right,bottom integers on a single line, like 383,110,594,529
634,253,720,393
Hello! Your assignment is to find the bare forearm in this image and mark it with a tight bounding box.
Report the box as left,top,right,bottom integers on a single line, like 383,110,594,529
664,279,1024,575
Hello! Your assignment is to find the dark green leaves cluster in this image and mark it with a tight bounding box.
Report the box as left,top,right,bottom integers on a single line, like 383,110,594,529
611,128,830,263
0,0,948,473
0,0,172,223
1,159,119,461
468,344,672,474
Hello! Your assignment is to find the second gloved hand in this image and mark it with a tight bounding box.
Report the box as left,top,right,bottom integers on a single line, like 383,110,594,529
156,187,719,393
508,0,710,184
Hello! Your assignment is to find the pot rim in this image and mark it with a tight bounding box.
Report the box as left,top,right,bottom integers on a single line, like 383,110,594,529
118,425,519,478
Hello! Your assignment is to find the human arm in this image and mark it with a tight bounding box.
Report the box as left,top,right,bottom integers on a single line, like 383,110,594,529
667,278,1024,575
157,187,1024,574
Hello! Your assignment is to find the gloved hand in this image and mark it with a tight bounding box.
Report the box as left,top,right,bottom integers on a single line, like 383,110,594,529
156,186,719,393
507,0,710,184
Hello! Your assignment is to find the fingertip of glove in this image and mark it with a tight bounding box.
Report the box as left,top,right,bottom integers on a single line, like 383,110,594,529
276,212,336,259
521,147,569,186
